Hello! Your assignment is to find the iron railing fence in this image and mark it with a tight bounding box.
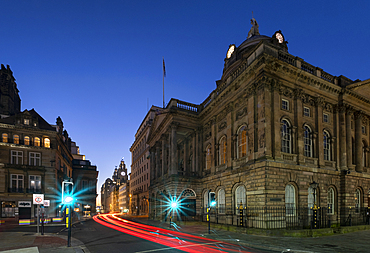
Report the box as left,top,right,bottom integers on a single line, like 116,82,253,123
201,206,370,229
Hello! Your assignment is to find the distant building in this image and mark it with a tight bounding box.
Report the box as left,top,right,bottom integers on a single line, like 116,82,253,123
100,160,128,213
130,106,161,216
147,20,370,228
71,141,98,216
0,64,21,117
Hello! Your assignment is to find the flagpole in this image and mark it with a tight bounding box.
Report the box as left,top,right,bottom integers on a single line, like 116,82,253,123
163,57,165,108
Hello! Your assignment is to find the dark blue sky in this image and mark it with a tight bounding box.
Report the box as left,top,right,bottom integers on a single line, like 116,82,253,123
1,1,369,202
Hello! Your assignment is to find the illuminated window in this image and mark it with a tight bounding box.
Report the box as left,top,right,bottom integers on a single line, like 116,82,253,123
218,189,225,214
281,99,289,111
24,136,30,145
11,150,23,164
327,188,334,215
219,136,227,165
285,184,296,215
206,145,212,170
34,137,40,147
13,135,20,144
2,133,8,143
29,175,41,193
281,119,292,153
235,185,246,213
355,189,361,213
29,152,41,166
304,126,313,157
238,126,247,158
44,138,50,148
24,119,30,125
11,174,24,192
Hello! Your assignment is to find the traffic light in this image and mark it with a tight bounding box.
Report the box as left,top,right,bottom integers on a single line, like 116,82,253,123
170,198,178,210
62,180,74,205
209,192,216,207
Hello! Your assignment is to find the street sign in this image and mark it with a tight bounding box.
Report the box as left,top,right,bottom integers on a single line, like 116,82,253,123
18,201,32,208
44,200,50,207
33,194,44,205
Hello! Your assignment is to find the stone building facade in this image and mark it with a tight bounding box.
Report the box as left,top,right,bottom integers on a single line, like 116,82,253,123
130,106,161,215
148,21,370,226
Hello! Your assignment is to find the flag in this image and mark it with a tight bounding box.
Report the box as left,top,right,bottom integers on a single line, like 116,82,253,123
163,58,166,77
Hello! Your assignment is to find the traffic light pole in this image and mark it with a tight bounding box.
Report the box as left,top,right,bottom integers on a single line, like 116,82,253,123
68,206,72,247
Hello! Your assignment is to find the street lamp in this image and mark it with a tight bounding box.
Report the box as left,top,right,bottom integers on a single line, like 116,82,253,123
310,181,318,208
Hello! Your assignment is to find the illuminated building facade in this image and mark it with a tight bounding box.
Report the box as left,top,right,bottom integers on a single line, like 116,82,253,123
130,106,161,216
148,20,370,226
0,65,74,218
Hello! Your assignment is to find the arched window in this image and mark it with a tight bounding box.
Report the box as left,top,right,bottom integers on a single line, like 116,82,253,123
355,189,361,213
206,145,211,170
218,189,226,214
2,133,8,143
327,188,335,215
237,126,247,158
44,138,50,148
281,119,291,153
219,137,227,165
285,184,296,215
24,136,30,146
304,126,313,157
13,135,20,144
323,131,331,161
203,191,209,209
235,185,246,213
34,137,40,147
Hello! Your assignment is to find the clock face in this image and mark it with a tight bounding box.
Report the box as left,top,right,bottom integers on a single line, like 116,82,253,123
226,45,235,59
121,172,126,176
275,33,284,43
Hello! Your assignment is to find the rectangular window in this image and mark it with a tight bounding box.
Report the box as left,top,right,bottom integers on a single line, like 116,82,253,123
304,107,310,117
282,99,289,111
24,119,30,125
11,150,23,164
29,152,41,166
362,126,366,135
29,175,41,193
11,174,24,192
323,113,329,123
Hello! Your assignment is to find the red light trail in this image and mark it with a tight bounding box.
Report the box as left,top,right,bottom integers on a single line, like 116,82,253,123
93,214,256,252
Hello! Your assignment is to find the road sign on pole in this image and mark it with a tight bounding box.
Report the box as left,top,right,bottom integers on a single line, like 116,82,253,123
33,194,44,205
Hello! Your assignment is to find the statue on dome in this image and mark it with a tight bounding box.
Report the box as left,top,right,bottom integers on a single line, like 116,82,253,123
247,17,260,38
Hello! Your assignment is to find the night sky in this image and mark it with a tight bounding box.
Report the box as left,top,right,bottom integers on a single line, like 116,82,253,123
1,1,369,204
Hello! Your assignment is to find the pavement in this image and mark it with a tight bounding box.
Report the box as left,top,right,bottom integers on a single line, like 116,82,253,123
1,215,370,253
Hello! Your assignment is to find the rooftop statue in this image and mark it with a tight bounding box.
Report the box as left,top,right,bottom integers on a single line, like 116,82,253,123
247,18,260,38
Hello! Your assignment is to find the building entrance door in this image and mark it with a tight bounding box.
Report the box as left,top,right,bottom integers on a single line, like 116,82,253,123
181,199,196,219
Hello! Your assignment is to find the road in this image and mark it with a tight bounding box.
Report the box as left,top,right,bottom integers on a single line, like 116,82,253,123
66,214,271,253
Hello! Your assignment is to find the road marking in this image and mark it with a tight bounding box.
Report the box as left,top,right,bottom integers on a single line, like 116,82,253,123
135,242,220,252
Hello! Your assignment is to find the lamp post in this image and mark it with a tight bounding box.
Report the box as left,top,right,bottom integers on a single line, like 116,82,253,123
310,181,319,229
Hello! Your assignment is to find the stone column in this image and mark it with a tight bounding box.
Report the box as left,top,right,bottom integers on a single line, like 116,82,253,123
294,89,304,164
150,149,155,181
346,109,353,168
355,111,363,172
170,124,178,175
338,105,347,169
184,139,188,174
161,136,166,176
192,133,196,173
156,144,161,177
273,83,282,160
195,129,200,173
316,97,324,167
